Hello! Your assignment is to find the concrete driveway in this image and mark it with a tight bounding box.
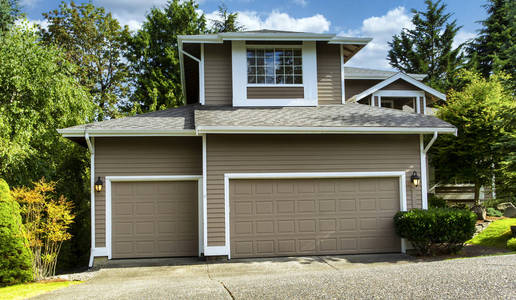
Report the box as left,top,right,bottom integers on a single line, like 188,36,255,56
36,254,516,299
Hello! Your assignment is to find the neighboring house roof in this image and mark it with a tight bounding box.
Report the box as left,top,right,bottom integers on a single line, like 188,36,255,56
59,104,456,138
351,73,446,101
344,67,426,81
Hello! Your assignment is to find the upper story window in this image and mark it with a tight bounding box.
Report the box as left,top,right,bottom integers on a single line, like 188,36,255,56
247,48,303,85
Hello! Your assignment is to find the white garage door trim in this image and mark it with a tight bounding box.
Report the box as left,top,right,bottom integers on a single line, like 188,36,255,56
105,175,203,260
216,171,408,259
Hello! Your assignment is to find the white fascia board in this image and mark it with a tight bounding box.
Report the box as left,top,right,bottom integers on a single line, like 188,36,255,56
354,73,446,101
328,37,372,44
178,34,222,44
58,129,197,137
179,33,372,44
346,74,426,81
196,126,457,135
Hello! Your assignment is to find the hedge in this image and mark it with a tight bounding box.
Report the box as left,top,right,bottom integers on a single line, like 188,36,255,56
0,179,32,286
508,238,516,251
394,208,476,255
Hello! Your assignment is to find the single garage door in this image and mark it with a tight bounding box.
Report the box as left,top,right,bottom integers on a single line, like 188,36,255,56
112,181,198,258
230,178,401,258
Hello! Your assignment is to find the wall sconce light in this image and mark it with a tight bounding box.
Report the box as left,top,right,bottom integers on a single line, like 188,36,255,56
410,171,420,187
94,177,103,192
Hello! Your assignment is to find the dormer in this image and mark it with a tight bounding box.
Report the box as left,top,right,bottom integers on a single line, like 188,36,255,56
178,30,445,114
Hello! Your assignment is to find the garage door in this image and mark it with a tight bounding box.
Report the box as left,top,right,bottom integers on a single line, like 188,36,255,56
112,181,198,258
230,178,401,258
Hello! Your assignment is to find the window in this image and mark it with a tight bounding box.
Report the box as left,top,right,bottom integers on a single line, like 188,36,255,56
247,48,302,85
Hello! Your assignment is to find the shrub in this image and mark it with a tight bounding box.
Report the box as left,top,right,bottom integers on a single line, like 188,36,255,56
11,178,75,280
428,194,447,208
394,208,477,255
483,198,516,209
486,207,503,217
507,238,516,251
0,179,32,286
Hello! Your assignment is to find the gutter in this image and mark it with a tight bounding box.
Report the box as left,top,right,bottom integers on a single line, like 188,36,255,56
195,126,458,135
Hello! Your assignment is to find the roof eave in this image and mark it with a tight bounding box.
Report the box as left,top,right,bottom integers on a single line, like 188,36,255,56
57,128,197,137
195,126,457,135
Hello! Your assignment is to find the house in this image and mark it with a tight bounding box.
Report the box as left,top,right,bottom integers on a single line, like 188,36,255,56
58,30,456,267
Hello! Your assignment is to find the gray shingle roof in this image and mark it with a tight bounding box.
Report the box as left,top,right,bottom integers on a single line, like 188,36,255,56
194,104,454,129
344,67,426,80
62,104,197,132
59,103,455,135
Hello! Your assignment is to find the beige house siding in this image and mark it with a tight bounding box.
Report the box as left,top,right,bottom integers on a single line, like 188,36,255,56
94,137,202,247
247,87,304,99
206,134,422,247
204,42,232,106
317,43,342,105
345,79,382,103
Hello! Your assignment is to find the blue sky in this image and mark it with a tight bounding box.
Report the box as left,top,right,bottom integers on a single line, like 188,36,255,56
20,0,488,70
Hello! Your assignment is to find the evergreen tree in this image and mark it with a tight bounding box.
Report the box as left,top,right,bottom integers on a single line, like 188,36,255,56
210,3,245,33
387,0,464,91
468,0,515,87
126,0,207,113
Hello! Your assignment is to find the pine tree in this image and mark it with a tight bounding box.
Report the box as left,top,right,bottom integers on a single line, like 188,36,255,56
387,0,464,91
210,3,245,33
468,0,515,86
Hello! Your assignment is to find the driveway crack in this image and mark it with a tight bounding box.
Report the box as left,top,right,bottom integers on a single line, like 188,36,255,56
206,263,236,300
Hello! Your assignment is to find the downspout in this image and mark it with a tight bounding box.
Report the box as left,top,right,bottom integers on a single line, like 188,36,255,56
85,132,96,267
420,131,438,209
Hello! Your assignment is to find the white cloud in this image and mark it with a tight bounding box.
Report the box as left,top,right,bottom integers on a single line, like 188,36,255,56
453,30,476,49
292,0,308,7
339,7,413,70
232,10,330,33
94,0,169,32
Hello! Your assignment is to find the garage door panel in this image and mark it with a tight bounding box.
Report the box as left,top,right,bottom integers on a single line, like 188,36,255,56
112,181,198,259
230,178,400,258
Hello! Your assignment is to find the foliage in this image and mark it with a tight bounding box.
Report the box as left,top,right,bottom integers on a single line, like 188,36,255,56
428,194,447,208
483,198,516,209
41,1,131,121
0,0,21,33
467,218,516,248
0,24,93,271
210,3,245,33
430,70,516,204
11,179,75,280
387,0,465,91
394,208,476,255
0,280,81,300
0,179,32,286
125,0,207,113
467,0,516,89
507,237,516,251
487,207,503,217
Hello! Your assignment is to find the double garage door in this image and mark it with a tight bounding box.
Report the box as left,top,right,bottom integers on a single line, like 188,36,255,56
230,177,401,258
111,181,198,259
109,177,401,259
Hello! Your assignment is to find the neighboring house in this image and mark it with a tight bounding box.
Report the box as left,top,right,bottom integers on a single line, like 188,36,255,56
58,30,456,267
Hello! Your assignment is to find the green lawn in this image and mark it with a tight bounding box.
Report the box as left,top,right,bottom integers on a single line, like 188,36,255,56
0,281,81,300
467,218,516,249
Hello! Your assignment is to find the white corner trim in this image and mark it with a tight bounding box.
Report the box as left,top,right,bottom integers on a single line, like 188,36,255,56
220,171,408,258
354,73,446,101
340,44,345,104
104,175,202,260
86,134,96,267
202,135,208,255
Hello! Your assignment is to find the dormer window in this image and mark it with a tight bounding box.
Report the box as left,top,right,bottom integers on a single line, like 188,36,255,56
247,47,303,85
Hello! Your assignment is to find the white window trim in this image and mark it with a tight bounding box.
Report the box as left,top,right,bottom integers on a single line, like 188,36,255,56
103,175,203,261
213,171,409,258
247,84,304,88
246,46,303,87
232,41,318,107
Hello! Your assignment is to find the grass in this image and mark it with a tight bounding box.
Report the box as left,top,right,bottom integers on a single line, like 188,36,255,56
467,218,516,249
0,281,81,300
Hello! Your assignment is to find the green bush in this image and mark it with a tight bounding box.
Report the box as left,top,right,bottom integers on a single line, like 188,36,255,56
428,194,447,208
486,207,503,217
0,179,32,286
507,238,516,251
394,208,477,255
483,198,516,209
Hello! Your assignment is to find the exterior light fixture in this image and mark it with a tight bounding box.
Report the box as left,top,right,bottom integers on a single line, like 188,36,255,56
94,177,103,192
410,171,420,187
